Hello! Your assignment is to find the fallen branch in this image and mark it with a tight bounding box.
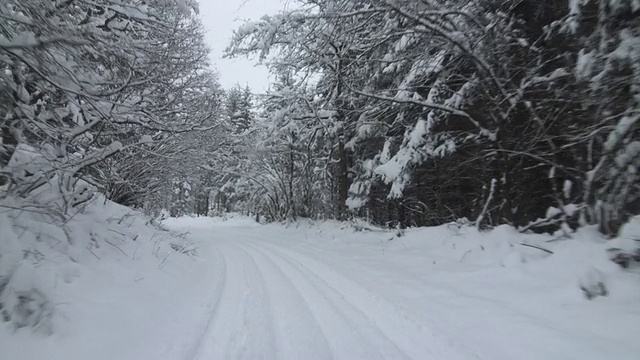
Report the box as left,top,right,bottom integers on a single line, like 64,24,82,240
104,239,128,257
518,243,554,254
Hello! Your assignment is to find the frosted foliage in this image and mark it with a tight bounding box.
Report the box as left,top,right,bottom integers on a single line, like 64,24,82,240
373,76,458,198
380,139,392,164
615,141,640,169
567,0,588,33
395,52,445,101
608,0,640,12
605,115,639,152
576,49,596,79
375,118,428,188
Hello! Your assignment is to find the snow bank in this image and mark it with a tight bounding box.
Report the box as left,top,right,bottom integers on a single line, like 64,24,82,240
0,191,216,360
279,218,640,301
162,212,261,230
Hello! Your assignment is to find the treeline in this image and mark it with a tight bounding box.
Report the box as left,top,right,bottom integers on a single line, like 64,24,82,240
223,0,639,235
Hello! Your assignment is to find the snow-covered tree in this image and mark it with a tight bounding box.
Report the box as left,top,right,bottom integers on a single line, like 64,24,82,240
225,85,254,134
0,0,223,213
227,0,639,234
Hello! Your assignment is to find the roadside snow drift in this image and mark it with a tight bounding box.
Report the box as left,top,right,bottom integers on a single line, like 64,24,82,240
0,195,215,360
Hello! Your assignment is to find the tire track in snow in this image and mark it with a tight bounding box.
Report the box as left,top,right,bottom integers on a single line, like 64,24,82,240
192,241,277,360
187,243,228,360
235,239,412,360
289,238,619,358
226,240,334,360
240,238,485,360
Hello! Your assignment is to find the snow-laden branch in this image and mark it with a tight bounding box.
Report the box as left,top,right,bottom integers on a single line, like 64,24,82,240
344,82,495,138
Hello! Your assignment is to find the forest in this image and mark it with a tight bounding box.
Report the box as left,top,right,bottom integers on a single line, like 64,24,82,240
222,0,640,236
2,0,638,236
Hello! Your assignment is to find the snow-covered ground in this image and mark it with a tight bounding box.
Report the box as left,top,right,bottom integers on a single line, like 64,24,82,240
2,209,640,359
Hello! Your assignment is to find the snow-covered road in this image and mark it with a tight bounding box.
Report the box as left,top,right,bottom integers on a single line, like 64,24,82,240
192,233,476,360
168,217,640,360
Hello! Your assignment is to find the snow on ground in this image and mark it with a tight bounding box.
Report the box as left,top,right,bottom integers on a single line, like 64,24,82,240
0,196,222,360
2,209,640,359
164,216,640,360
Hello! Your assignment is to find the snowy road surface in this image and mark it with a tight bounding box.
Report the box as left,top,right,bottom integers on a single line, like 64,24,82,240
191,233,475,360
164,217,640,360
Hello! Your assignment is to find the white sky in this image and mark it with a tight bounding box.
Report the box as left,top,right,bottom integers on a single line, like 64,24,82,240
199,0,293,93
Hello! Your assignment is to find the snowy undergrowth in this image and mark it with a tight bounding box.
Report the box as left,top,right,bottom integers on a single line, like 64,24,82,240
296,217,640,301
0,188,212,360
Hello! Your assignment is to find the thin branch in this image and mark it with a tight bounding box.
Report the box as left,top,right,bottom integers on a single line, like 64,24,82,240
518,243,554,254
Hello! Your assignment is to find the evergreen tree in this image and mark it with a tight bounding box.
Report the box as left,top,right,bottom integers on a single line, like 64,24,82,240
225,85,254,134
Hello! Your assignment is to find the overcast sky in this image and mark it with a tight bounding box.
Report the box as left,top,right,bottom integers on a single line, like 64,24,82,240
199,0,293,93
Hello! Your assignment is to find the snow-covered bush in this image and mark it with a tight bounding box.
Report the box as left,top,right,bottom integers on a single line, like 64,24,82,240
0,144,187,337
0,184,192,335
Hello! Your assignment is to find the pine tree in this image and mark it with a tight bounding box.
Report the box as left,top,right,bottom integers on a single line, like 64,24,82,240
225,85,254,134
